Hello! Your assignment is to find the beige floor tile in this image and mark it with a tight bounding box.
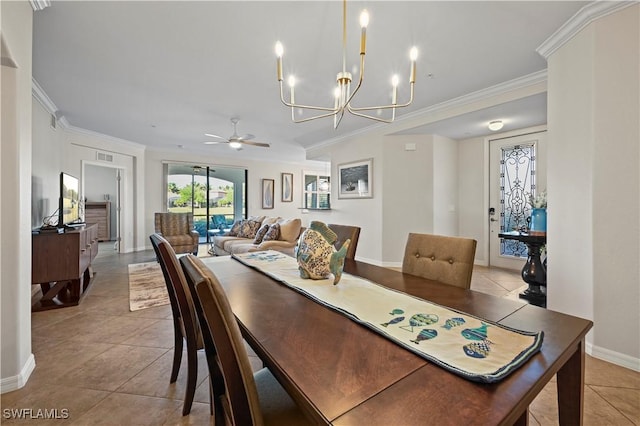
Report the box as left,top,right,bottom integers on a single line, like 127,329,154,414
0,383,109,425
586,356,640,389
120,318,175,348
69,393,182,426
29,341,114,386
590,386,640,424
66,315,161,345
56,345,168,392
117,350,209,400
163,401,214,425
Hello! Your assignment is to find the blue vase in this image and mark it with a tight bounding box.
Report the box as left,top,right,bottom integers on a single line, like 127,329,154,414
530,208,547,234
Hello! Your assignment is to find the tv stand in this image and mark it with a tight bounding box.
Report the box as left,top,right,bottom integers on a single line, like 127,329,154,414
31,224,99,311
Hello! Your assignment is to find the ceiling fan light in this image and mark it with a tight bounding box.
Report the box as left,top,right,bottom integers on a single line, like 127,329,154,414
229,141,242,149
488,120,504,131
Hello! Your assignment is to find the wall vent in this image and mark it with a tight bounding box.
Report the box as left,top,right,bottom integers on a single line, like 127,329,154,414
96,151,114,162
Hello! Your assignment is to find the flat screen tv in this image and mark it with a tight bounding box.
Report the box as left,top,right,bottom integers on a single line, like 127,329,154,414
58,172,81,227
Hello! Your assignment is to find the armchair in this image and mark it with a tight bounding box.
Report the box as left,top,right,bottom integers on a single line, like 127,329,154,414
154,213,200,255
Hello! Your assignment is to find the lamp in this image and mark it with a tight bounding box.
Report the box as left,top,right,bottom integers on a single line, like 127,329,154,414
488,120,504,131
275,0,417,129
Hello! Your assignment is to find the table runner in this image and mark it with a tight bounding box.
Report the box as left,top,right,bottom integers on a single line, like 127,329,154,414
230,251,543,383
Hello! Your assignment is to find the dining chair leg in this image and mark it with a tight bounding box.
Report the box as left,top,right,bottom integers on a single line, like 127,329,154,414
182,344,198,415
170,324,183,383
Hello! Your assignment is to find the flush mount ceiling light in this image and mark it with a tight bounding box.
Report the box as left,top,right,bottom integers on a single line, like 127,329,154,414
488,120,504,131
275,0,418,129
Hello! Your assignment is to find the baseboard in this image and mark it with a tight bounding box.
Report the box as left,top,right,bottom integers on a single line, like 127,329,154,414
587,342,640,372
0,354,35,394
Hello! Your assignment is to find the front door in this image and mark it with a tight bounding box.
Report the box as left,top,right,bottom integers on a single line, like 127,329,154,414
489,131,547,269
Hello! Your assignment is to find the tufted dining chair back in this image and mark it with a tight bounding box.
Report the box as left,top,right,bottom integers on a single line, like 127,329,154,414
402,233,477,289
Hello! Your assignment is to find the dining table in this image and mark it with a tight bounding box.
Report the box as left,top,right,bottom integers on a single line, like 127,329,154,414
200,255,593,425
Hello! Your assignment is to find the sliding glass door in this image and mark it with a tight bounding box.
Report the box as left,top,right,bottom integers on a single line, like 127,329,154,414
164,163,247,242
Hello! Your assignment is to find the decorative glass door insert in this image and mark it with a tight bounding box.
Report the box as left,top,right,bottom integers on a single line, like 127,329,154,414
500,144,536,257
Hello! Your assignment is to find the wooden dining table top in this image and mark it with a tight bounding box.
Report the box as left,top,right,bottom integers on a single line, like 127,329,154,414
201,256,593,425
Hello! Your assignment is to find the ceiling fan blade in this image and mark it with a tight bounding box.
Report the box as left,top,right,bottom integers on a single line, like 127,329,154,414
240,140,270,148
203,140,228,145
237,133,255,141
204,133,228,141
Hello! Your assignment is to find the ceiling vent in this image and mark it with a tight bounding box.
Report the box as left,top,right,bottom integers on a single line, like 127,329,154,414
96,151,114,162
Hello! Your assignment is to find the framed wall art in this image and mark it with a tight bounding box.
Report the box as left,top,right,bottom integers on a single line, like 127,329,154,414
262,178,274,209
281,173,293,202
338,158,373,199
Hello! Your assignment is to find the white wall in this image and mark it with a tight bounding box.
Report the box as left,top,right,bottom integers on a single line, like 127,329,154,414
457,136,488,264
1,0,35,393
433,135,459,236
547,4,639,368
382,135,434,263
31,98,63,228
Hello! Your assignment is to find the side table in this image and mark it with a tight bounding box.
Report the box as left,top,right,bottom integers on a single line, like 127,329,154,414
498,231,547,308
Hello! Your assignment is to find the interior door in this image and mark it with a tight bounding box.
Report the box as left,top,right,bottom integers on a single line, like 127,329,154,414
489,131,547,269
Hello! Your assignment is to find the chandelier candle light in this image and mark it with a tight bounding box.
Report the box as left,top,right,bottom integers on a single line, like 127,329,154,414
275,0,418,128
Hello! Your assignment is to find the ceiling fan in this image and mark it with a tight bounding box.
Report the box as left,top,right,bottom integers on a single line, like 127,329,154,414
204,118,270,149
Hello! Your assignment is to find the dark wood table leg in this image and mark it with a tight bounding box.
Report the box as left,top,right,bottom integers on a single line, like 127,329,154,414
557,339,586,425
519,240,547,308
513,409,529,426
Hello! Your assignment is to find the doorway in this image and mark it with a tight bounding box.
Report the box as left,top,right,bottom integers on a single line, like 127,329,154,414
488,131,547,269
83,163,123,252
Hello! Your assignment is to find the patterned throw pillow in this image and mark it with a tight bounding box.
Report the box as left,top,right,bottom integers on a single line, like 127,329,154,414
237,219,262,239
262,223,281,242
228,219,244,236
253,223,270,244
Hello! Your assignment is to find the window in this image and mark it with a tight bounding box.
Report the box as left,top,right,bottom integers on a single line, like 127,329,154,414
164,163,247,242
303,171,330,210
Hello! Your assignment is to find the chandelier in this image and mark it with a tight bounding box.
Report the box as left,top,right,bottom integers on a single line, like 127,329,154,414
275,0,417,129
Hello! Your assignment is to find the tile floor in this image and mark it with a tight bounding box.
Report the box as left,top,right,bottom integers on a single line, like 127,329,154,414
2,243,638,425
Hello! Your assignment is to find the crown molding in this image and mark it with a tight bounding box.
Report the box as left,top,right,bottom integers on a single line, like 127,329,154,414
307,69,547,152
29,0,51,11
32,78,58,115
537,1,637,59
33,77,147,151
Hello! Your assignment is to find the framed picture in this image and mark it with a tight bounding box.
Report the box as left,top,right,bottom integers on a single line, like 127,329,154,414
281,173,293,202
338,158,373,199
262,178,274,209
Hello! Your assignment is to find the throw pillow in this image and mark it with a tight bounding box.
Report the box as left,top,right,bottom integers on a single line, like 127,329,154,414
277,218,302,242
237,219,262,239
228,219,244,236
262,223,281,241
253,223,270,244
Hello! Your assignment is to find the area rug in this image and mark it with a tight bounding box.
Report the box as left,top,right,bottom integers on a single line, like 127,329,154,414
128,262,169,311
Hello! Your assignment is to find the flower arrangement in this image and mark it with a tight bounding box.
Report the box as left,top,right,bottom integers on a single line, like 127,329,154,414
529,190,547,209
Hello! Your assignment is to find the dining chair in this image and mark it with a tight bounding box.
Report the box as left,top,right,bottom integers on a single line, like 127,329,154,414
149,233,205,416
328,224,361,260
180,254,310,426
402,233,477,289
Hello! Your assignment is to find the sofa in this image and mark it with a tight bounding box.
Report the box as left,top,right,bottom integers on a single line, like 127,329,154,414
211,216,302,257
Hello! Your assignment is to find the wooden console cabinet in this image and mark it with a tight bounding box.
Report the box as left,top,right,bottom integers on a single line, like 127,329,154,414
85,201,111,241
31,224,99,311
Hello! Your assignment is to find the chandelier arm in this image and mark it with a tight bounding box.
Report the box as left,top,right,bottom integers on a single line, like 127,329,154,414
279,81,342,112
291,109,344,124
348,83,415,111
344,54,365,108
